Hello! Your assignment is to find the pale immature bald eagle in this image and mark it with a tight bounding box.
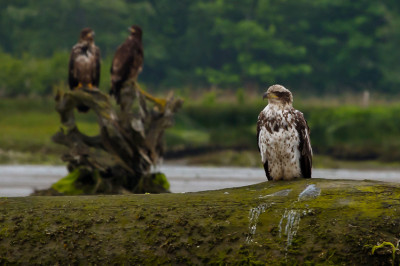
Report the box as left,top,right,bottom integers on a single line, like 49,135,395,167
110,25,143,104
257,84,312,181
68,27,101,112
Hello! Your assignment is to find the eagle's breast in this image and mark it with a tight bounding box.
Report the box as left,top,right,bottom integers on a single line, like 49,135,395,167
258,105,302,180
73,44,96,84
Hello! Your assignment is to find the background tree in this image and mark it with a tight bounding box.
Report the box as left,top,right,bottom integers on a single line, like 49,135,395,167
0,0,398,95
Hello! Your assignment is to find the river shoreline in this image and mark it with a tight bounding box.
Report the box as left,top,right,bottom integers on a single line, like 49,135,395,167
1,164,400,197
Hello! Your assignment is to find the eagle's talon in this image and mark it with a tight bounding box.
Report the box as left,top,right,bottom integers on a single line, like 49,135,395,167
74,82,83,91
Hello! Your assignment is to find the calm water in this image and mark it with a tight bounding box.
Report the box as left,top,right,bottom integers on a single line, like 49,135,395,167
0,165,400,197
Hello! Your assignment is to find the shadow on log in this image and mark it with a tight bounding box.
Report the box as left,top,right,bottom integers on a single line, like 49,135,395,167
3,179,400,264
46,84,183,195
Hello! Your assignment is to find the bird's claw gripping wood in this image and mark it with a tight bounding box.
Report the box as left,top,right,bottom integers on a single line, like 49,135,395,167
74,83,96,91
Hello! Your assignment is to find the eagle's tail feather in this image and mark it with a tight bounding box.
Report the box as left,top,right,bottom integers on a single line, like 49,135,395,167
110,83,121,104
263,161,272,181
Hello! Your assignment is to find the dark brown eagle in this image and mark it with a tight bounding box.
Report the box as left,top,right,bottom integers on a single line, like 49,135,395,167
68,27,101,112
257,84,312,181
110,25,143,104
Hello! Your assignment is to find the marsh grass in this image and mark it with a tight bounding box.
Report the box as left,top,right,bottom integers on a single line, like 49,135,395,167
1,96,400,166
0,98,99,164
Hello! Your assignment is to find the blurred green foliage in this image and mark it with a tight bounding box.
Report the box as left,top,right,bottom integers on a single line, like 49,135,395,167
0,1,399,95
0,51,68,96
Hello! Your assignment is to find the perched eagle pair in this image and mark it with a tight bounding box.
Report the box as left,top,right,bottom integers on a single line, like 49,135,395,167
257,84,312,181
68,25,144,111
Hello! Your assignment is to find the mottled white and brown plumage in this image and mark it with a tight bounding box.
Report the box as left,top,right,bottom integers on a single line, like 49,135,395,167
68,27,101,112
257,84,312,180
110,25,143,104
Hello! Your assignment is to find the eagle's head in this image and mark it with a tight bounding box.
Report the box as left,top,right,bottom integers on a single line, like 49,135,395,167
129,25,143,39
79,28,95,43
263,84,293,106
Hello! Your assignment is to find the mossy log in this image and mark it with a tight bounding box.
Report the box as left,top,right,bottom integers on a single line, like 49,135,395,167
51,85,183,194
2,179,400,264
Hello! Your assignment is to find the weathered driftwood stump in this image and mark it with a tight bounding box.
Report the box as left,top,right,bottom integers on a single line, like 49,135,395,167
50,84,183,195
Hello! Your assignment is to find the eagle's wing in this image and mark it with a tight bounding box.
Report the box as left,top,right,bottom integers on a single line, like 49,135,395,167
256,114,262,153
68,45,80,90
294,110,312,178
257,112,272,180
93,46,101,87
132,41,144,77
68,43,92,112
110,41,136,100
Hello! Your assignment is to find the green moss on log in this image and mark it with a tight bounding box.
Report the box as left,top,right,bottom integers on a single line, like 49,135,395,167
46,168,171,196
1,179,400,264
51,168,85,195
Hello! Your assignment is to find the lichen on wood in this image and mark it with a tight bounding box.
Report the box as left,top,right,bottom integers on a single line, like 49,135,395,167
49,84,182,195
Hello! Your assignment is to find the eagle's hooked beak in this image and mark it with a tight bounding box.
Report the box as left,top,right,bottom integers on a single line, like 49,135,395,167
263,92,269,100
129,27,136,33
